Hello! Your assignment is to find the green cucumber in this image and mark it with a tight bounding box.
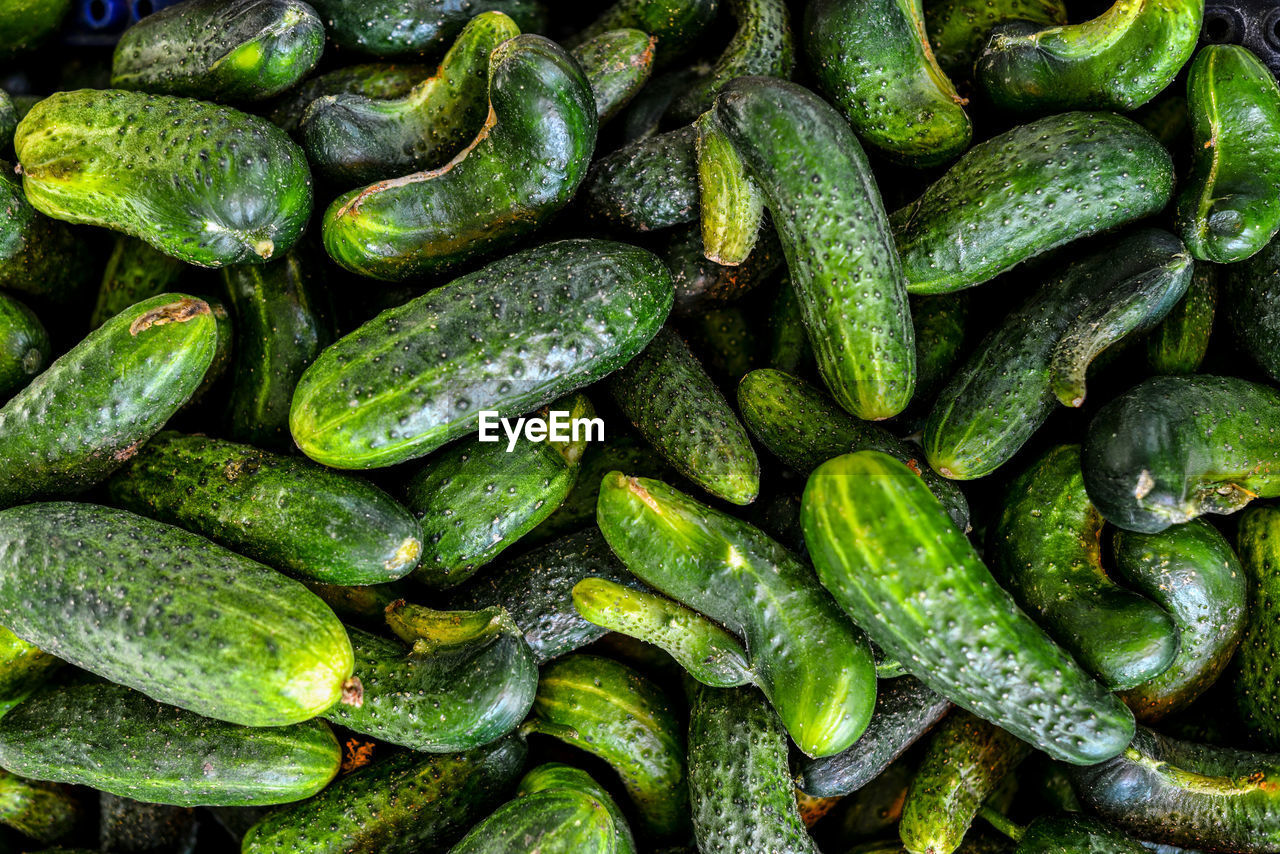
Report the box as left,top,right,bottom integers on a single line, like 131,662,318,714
0,293,217,506
662,222,785,314
0,681,339,807
836,757,915,841
682,304,757,380
988,444,1178,691
801,451,1135,765
574,29,655,122
16,90,312,267
0,626,60,720
0,502,355,727
0,291,47,401
891,112,1175,294
300,13,518,187
0,771,77,843
696,111,765,267
924,0,1066,80
518,763,635,854
1081,375,1280,533
0,0,69,60
581,125,699,232
767,278,812,375
448,790,616,854
98,794,197,854
805,0,970,166
242,737,527,854
924,228,1192,480
1234,505,1280,749
712,76,915,420
1224,235,1280,382
910,292,971,410
687,684,817,853
89,236,185,330
307,0,545,57
0,162,92,303
104,431,423,586
111,0,325,102
269,62,431,132
1015,815,1148,853
570,0,718,63
0,90,12,145
301,580,408,627
1146,262,1215,374
291,239,671,469
597,473,877,758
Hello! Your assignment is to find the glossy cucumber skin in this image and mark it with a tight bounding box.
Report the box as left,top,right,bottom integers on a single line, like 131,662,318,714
105,432,423,586
242,737,527,854
0,625,59,720
924,229,1191,480
16,90,312,267
924,0,1066,79
802,451,1135,765
0,293,217,506
1224,235,1280,381
806,0,969,166
0,0,69,60
322,35,596,281
1234,506,1280,749
89,236,185,330
291,240,671,469
608,329,759,505
307,0,545,57
570,0,718,63
0,681,339,807
1082,375,1280,533
581,125,699,232
976,0,1203,112
0,163,93,302
713,76,915,420
448,789,617,854
0,769,78,843
1146,261,1215,374
597,473,877,758
687,684,817,854
0,291,47,401
573,28,655,122
891,112,1174,294
268,62,433,133
111,0,325,102
519,764,635,854
767,278,812,374
1015,815,1148,854
0,503,354,727
910,292,970,405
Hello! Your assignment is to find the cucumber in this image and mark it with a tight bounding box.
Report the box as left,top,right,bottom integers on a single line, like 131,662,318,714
0,294,218,506
401,393,590,588
1225,233,1280,375
924,228,1191,480
682,304,757,380
0,90,12,144
0,162,92,303
1015,815,1148,853
687,684,818,853
910,292,970,407
89,237,185,330
597,473,878,758
891,112,1175,294
767,278,812,375
0,770,77,843
0,291,47,401
16,90,312,267
111,0,325,102
662,222,785,314
307,0,545,57
0,502,355,727
581,125,699,232
301,580,408,627
573,29,655,121
570,0,718,63
0,0,68,60
518,763,636,854
712,76,915,420
1082,375,1280,533
696,111,765,267
269,62,433,133
1146,262,1215,374
242,737,527,854
1234,505,1280,749
448,790,616,854
322,35,596,281
801,451,1135,765
0,681,340,807
99,794,197,854
924,0,1066,79
104,432,423,586
300,13,518,187
805,0,970,166
291,239,671,469
0,626,60,720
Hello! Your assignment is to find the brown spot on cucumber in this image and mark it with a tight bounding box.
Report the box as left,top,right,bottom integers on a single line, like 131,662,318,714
128,297,210,336
113,441,141,462
340,676,364,708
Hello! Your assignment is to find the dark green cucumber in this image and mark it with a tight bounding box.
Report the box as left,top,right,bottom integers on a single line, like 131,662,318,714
597,473,877,758
662,222,784,315
573,29,655,122
805,0,970,166
910,292,970,406
0,0,69,60
737,368,969,529
16,90,312,267
0,294,218,506
988,444,1178,691
291,239,671,469
105,432,423,586
682,304,757,380
1146,262,1215,374
891,112,1175,294
301,13,518,187
302,580,408,626
801,451,1135,765
924,0,1066,80
1015,815,1147,853
1224,234,1280,382
0,90,13,145
448,789,617,854
307,0,545,57
570,0,718,63
767,278,812,374
796,676,951,798
0,771,77,843
924,228,1191,480
0,503,355,727
98,794,197,854
0,291,47,401
0,162,92,303
581,125,699,232
899,711,1031,854
1082,375,1280,533
89,236,185,330
529,653,687,840
242,737,527,854
712,76,915,420
977,0,1202,112
111,0,324,101
269,62,432,132
1234,505,1280,749
0,626,60,719
0,681,339,807
518,763,635,854
687,684,817,853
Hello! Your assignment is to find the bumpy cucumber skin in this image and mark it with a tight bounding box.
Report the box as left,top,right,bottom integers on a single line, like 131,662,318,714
696,111,765,267
1234,506,1280,749
449,790,617,854
269,62,432,133
1015,815,1148,853
242,737,527,854
1146,261,1215,374
112,0,325,101
892,112,1174,294
519,764,636,854
0,293,217,506
307,0,545,57
597,473,877,758
570,0,718,62
0,681,339,807
924,0,1066,79
687,684,817,854
714,76,915,420
0,503,354,727
0,291,47,401
291,239,671,469
806,0,969,166
0,625,60,719
910,292,970,406
802,451,1135,765
89,236,185,330
976,0,1203,112
925,228,1191,480
105,432,423,586
573,28,655,122
1225,236,1280,382
0,163,92,302
0,770,78,843
1082,375,1280,533
583,126,699,231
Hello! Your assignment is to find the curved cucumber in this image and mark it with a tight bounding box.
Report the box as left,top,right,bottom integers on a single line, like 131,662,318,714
581,125,699,232
924,0,1066,79
518,763,636,854
448,789,616,854
574,28,655,122
0,626,59,720
1234,505,1280,749
1224,235,1280,382
268,62,432,133
89,236,185,330
0,162,92,303
0,291,47,401
1146,261,1215,374
0,769,78,843
307,0,545,57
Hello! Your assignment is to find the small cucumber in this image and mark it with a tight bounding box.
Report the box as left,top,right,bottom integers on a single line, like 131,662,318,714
268,62,432,133
0,681,339,807
518,763,636,854
581,125,699,232
924,0,1066,80
307,0,545,57
1146,262,1216,374
0,0,68,60
16,90,313,267
0,162,93,303
573,29,656,122
0,291,47,401
448,789,616,854
569,0,718,63
891,112,1174,294
1224,235,1280,382
0,770,77,843
0,626,60,719
89,236,185,330
1234,505,1280,749
1015,815,1148,854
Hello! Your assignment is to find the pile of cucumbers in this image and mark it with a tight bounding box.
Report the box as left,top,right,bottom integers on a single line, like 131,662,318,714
1,0,1279,851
